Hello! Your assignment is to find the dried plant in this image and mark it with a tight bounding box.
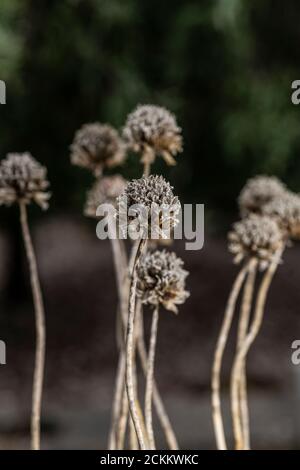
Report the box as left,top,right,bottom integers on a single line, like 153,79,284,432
235,259,257,449
70,123,125,176
212,213,284,450
136,250,189,314
117,175,181,449
84,174,127,218
0,152,50,450
117,175,181,240
261,191,300,240
230,244,284,449
74,107,184,451
238,175,286,217
84,174,128,450
228,214,283,271
211,261,249,450
136,250,189,448
0,152,50,209
123,105,182,176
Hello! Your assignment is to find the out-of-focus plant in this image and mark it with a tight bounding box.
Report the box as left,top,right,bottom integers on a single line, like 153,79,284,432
212,174,300,450
0,152,50,450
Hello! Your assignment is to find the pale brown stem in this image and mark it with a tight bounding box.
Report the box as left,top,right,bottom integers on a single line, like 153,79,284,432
129,322,139,450
137,305,179,450
211,262,249,450
235,259,257,450
145,306,159,450
143,162,151,177
116,242,142,449
107,235,128,449
117,385,129,449
231,247,283,450
108,351,126,450
125,238,148,449
19,202,46,450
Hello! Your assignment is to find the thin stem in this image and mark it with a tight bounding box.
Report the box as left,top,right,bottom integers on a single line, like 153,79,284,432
235,259,257,450
125,238,148,449
231,247,283,450
143,162,151,177
137,304,179,450
211,262,249,450
108,351,126,449
19,202,46,450
107,235,128,449
117,385,129,449
145,306,159,450
129,320,139,450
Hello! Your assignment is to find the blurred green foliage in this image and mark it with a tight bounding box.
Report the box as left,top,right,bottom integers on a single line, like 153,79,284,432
1,0,300,219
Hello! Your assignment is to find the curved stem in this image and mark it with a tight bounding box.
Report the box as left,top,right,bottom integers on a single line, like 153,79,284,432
125,238,147,449
235,259,257,450
19,202,46,450
211,262,249,450
145,306,159,449
137,305,179,450
231,247,283,450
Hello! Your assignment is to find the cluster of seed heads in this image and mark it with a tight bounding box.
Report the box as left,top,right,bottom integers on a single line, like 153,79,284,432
260,191,300,239
70,123,125,176
238,174,300,241
0,153,50,209
117,175,181,239
238,175,286,217
228,214,283,270
136,249,189,313
84,174,127,219
122,105,182,166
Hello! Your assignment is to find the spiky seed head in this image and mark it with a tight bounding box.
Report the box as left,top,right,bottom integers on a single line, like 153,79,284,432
84,174,127,219
122,104,182,166
0,152,50,209
136,249,189,313
238,175,286,217
228,214,283,270
261,191,300,240
70,123,125,176
117,175,181,239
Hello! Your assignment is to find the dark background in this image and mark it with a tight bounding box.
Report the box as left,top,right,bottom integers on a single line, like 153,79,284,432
0,0,300,449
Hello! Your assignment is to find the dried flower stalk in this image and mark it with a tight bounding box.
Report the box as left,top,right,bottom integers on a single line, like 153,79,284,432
0,153,49,450
211,262,249,450
230,244,284,450
235,258,257,450
123,105,182,175
137,305,179,450
19,201,46,450
144,306,159,449
125,238,148,449
71,123,125,176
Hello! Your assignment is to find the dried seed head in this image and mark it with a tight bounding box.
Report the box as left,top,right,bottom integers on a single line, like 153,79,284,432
122,104,182,166
238,175,286,216
228,214,283,270
137,249,189,313
117,175,181,239
70,123,125,176
84,174,127,219
261,191,300,239
0,152,50,209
